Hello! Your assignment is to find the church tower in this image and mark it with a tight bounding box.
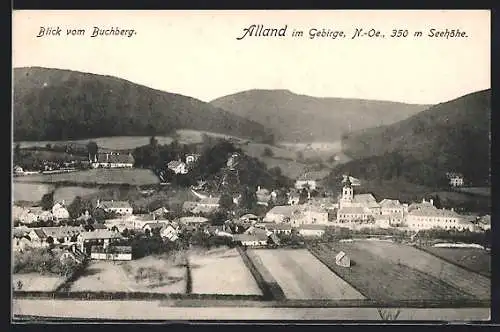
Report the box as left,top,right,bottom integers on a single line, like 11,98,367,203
339,178,354,209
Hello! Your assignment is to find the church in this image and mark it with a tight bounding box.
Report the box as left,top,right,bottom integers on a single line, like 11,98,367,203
336,179,381,222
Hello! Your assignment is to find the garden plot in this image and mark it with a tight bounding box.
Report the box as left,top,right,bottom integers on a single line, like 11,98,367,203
189,247,262,295
250,249,365,300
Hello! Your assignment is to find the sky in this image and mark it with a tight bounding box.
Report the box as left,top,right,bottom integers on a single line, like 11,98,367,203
12,10,490,104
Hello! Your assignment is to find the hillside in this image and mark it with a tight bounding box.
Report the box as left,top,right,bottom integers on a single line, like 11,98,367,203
210,89,428,142
335,89,491,187
13,67,274,143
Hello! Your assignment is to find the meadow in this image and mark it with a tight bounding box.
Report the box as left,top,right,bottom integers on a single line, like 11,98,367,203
250,249,365,300
308,241,475,302
188,247,262,295
418,247,491,278
15,169,160,186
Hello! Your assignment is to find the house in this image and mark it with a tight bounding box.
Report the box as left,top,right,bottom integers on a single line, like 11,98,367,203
446,172,464,187
28,226,84,246
77,230,123,254
226,153,240,169
14,208,38,224
178,216,210,225
264,223,293,235
374,215,391,229
185,153,201,166
90,245,132,261
263,205,296,223
342,175,361,186
198,196,220,209
152,207,170,217
239,213,259,223
379,199,405,225
406,205,463,231
90,152,134,168
167,160,188,174
337,206,372,222
299,205,329,225
143,222,169,233
408,198,436,212
287,192,301,205
335,251,351,267
160,224,179,241
298,224,326,237
59,246,87,264
52,202,70,220
233,233,268,247
97,200,133,215
14,165,24,176
13,237,32,252
295,170,330,191
76,210,92,223
477,215,491,231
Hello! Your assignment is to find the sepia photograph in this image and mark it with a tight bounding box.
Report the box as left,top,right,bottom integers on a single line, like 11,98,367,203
11,9,491,322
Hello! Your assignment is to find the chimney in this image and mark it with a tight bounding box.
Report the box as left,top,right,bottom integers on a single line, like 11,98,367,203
430,199,434,206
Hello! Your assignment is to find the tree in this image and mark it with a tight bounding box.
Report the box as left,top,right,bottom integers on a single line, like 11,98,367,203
299,188,309,204
239,186,258,211
14,143,21,164
40,191,54,211
262,147,274,157
87,141,98,161
68,196,84,219
219,190,234,211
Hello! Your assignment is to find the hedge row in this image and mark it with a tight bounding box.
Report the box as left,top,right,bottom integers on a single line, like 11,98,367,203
12,291,265,301
237,246,286,301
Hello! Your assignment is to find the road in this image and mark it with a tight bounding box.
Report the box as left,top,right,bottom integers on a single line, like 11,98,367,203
12,299,490,321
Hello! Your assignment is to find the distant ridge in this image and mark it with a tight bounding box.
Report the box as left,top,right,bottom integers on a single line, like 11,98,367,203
210,89,429,142
13,67,275,143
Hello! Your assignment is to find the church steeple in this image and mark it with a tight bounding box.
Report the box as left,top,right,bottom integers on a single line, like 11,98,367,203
341,177,354,203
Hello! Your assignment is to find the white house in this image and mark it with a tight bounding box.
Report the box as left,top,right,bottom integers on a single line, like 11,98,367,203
160,225,179,241
446,172,464,187
90,245,132,261
90,152,134,169
295,170,330,191
185,153,201,166
298,224,326,237
406,205,464,231
97,200,133,215
167,160,188,174
233,233,268,247
264,223,293,235
52,202,70,220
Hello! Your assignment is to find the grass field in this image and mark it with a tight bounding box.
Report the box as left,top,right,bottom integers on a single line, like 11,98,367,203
250,249,365,300
419,247,491,278
70,254,187,293
12,182,55,203
352,240,490,300
309,242,474,302
455,187,491,197
12,273,66,292
15,169,160,186
189,247,262,295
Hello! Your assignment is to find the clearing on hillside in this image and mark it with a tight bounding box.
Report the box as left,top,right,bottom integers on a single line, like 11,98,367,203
250,249,365,300
189,247,262,295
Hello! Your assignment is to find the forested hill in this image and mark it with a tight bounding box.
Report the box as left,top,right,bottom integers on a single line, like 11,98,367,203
13,67,275,143
334,89,491,187
210,89,428,142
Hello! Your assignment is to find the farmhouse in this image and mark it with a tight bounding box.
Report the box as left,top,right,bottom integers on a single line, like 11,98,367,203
183,196,220,214
233,233,268,247
446,172,464,187
264,223,293,235
335,251,351,268
13,237,32,252
97,200,133,215
90,245,133,261
90,152,134,168
168,160,188,174
28,226,84,246
77,230,123,254
298,224,326,237
295,170,330,190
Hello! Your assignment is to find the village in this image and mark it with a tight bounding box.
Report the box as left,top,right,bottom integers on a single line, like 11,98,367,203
12,147,491,263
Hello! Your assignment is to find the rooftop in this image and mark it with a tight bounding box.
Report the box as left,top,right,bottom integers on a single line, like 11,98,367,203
338,206,370,214
299,224,327,230
265,223,293,230
178,216,210,224
96,152,134,164
379,199,402,208
233,233,268,242
99,200,132,209
409,208,460,218
79,230,122,241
